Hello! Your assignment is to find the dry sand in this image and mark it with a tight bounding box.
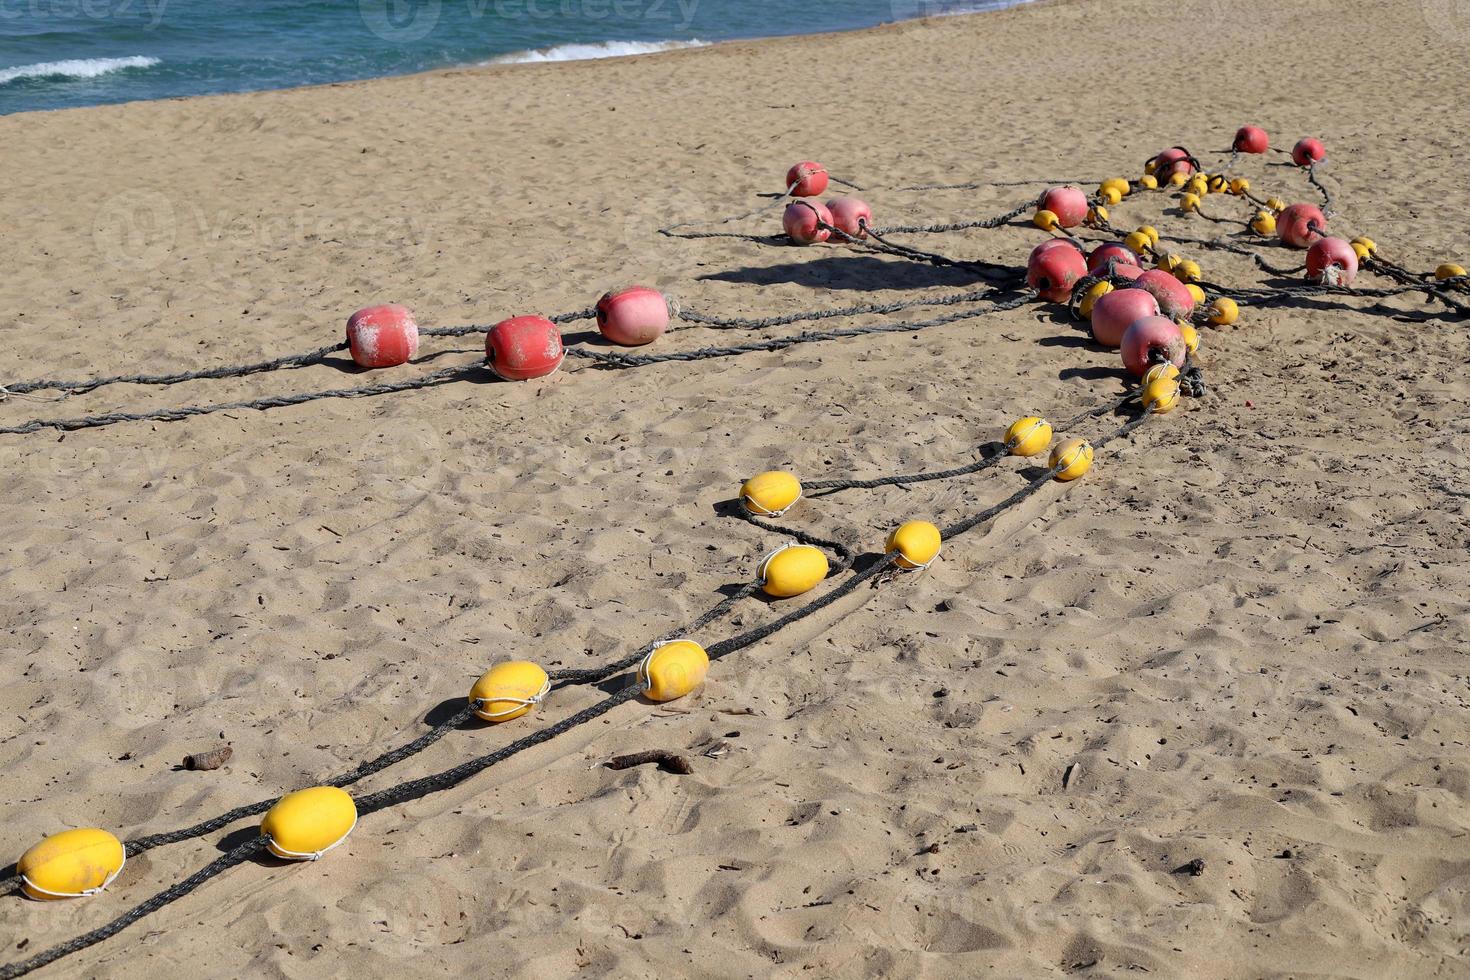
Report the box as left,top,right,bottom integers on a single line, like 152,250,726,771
3,0,1470,975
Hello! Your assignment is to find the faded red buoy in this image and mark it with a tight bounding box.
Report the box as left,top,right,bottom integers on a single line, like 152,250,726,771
1027,244,1088,303
487,316,564,381
827,197,873,238
596,286,669,347
784,201,833,245
1291,138,1326,167
1087,243,1141,274
786,161,829,197
1133,269,1196,319
1090,288,1159,348
1233,126,1269,154
1153,147,1195,178
1121,315,1187,377
1306,237,1359,285
1277,203,1327,248
1039,186,1089,229
346,304,419,369
1030,238,1084,266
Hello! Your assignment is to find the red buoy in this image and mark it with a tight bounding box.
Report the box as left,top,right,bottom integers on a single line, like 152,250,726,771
1153,147,1195,178
1132,269,1196,319
827,197,873,238
1277,203,1327,248
1087,243,1141,274
596,286,669,347
1233,126,1269,154
1291,138,1326,167
1306,237,1358,285
784,201,833,245
786,161,829,198
1029,238,1083,263
1090,288,1159,348
1121,315,1187,377
1027,244,1088,303
346,304,420,369
1039,186,1089,229
487,316,564,381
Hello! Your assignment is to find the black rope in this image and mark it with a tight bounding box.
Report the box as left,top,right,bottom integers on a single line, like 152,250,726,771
675,288,996,330
1,341,350,398
870,200,1033,235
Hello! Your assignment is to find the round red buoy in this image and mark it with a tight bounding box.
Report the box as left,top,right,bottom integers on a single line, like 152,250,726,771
487,316,564,381
1153,147,1195,178
1132,269,1196,319
786,161,829,198
784,201,833,245
827,197,873,238
1277,203,1327,248
1090,288,1159,348
1291,138,1326,167
1029,239,1085,267
1087,243,1141,274
596,286,669,347
1121,315,1187,377
1233,126,1269,154
1027,244,1088,303
346,304,419,369
1306,237,1359,285
1039,186,1089,229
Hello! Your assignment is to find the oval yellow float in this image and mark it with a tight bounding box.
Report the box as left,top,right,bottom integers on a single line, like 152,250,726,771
469,661,550,723
1004,416,1052,457
1142,377,1182,414
1179,322,1200,354
1050,438,1094,482
740,471,802,517
885,521,942,570
758,543,829,598
1207,297,1239,325
261,786,357,861
638,640,709,702
1142,362,1181,385
17,828,125,901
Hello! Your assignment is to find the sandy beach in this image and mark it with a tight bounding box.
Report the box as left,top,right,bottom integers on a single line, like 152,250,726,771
3,0,1470,975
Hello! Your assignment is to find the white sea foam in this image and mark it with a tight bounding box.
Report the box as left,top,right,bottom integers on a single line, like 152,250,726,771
490,39,707,64
0,56,160,86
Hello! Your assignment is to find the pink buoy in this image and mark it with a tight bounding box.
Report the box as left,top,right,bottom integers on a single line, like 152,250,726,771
1121,315,1187,377
1277,203,1327,249
487,316,564,381
1027,245,1088,303
786,161,829,198
1132,269,1196,319
346,304,420,369
1233,126,1269,154
596,286,669,347
827,197,873,238
1039,186,1089,229
1153,146,1195,178
1087,243,1141,274
1291,138,1326,167
1090,288,1159,348
783,201,834,245
1306,237,1359,285
1029,238,1085,264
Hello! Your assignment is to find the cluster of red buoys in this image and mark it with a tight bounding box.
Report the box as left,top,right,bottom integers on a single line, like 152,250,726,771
780,160,874,245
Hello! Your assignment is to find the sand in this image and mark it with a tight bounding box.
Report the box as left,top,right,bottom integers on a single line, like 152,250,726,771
2,0,1470,975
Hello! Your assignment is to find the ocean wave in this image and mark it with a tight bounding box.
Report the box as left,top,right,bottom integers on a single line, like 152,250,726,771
490,40,708,65
0,56,160,87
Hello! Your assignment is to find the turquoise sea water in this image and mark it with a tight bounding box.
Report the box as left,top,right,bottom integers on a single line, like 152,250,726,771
0,0,1018,115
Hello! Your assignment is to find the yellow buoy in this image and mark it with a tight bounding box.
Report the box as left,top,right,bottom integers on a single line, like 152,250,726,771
1124,231,1153,256
1050,438,1094,482
1004,416,1053,457
638,639,709,702
1100,186,1122,206
1033,209,1060,231
1144,159,1158,176
1139,174,1159,190
1176,259,1202,283
1101,178,1130,197
885,520,942,571
1435,263,1466,280
758,543,829,598
1185,283,1206,305
1156,252,1183,274
261,787,357,861
1179,192,1201,214
1351,242,1371,262
1250,210,1276,236
1086,205,1110,227
1351,235,1378,256
1142,362,1181,385
1264,197,1286,213
1079,280,1113,319
1138,225,1160,246
17,829,125,901
1168,171,1188,187
1207,297,1239,325
1185,176,1208,197
1179,322,1200,354
740,471,802,517
1228,177,1250,195
1142,377,1182,414
1206,174,1228,194
469,661,550,723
